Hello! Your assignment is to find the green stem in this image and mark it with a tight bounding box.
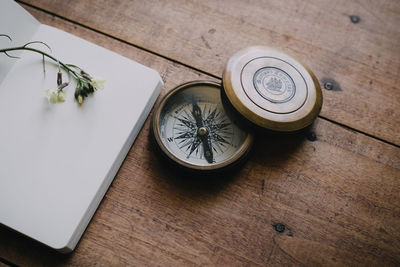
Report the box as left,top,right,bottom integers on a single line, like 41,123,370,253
0,46,80,80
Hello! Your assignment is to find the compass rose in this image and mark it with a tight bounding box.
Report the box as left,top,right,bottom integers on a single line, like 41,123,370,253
173,100,233,163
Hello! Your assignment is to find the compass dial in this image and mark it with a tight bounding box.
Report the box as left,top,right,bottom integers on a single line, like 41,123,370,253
152,81,253,171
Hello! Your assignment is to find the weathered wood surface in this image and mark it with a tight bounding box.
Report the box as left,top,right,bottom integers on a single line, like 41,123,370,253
21,0,400,145
1,2,400,266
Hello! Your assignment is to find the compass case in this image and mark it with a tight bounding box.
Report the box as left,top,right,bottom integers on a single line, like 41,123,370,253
151,81,254,172
223,46,322,132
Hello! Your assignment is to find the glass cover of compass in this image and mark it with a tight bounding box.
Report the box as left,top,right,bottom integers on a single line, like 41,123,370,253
152,81,253,171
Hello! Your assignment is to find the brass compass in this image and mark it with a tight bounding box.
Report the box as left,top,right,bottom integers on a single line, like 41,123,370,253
223,46,323,131
151,81,253,171
151,46,322,172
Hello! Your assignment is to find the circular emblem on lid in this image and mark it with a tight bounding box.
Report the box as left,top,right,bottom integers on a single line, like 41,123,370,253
222,46,323,132
253,67,296,103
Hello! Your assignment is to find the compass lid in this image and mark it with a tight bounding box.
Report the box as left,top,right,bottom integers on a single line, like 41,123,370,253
222,46,323,132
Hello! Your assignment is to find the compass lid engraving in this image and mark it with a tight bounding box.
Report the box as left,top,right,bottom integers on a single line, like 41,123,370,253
253,67,296,103
222,46,323,132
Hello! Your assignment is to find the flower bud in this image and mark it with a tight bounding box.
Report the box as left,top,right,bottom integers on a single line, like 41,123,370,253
81,70,92,80
57,90,66,102
57,71,62,86
58,82,69,90
87,83,94,94
77,95,83,104
82,74,91,81
74,90,80,100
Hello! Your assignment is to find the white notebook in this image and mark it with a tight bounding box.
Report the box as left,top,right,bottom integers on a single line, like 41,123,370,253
0,1,163,252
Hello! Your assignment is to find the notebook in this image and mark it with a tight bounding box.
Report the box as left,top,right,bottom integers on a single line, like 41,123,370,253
0,1,163,252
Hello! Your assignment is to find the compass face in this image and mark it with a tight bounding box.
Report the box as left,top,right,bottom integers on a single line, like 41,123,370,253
152,81,252,171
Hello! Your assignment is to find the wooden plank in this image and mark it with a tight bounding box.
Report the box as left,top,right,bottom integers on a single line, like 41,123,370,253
0,7,399,266
19,0,400,145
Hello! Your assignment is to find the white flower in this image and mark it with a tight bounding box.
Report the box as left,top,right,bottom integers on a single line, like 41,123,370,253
92,78,105,90
57,90,66,102
45,89,66,104
46,89,58,104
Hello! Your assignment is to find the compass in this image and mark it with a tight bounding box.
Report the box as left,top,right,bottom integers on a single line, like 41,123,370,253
151,46,322,172
223,46,323,131
151,81,253,171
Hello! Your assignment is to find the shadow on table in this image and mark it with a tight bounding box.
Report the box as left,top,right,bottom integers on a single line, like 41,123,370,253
0,224,72,266
150,124,312,196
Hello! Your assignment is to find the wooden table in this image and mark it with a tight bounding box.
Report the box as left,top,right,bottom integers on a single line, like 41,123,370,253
1,0,399,266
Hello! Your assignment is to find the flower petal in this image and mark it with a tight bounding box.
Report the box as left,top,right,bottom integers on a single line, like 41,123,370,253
93,78,105,90
49,91,58,104
57,90,66,102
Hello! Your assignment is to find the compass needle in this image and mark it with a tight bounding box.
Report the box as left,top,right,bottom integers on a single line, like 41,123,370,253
191,98,214,163
187,137,201,158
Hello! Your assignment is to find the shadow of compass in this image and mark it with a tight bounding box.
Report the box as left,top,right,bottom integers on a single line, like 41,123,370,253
150,148,245,196
251,126,310,167
148,121,311,199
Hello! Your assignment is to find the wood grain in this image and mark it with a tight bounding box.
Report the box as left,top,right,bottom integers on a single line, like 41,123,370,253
0,6,399,266
20,0,400,145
